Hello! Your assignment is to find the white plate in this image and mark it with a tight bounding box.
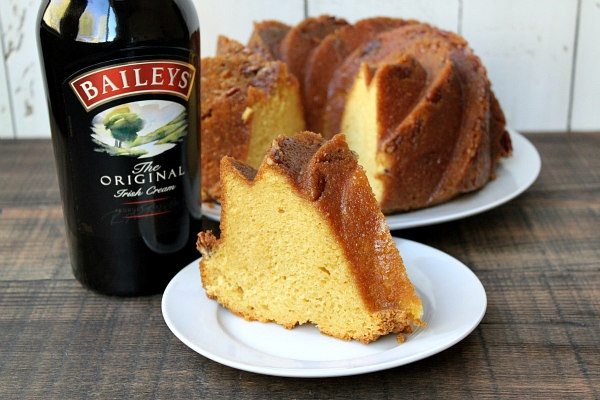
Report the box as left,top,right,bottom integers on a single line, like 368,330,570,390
162,237,487,378
202,129,541,230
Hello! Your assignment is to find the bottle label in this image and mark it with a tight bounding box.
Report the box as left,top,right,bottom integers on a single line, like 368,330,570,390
92,99,187,205
62,55,199,242
69,60,196,110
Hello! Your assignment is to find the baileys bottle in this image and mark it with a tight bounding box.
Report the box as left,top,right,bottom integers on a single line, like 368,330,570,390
37,0,201,295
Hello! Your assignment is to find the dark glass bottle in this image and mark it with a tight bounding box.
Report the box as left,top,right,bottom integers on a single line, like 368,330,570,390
37,0,201,296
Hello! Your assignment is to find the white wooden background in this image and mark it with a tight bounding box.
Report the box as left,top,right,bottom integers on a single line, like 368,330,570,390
0,0,598,138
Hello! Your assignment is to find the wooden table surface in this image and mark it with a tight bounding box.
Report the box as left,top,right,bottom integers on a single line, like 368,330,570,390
0,134,598,399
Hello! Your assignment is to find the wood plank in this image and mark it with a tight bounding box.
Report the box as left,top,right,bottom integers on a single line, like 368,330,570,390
193,0,305,57
0,140,69,280
0,207,70,280
0,278,596,398
461,0,578,132
307,0,459,32
571,0,600,131
1,134,599,398
0,0,51,138
0,140,61,207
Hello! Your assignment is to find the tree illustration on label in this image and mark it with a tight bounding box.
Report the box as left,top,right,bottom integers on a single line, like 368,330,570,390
103,106,145,148
91,100,187,158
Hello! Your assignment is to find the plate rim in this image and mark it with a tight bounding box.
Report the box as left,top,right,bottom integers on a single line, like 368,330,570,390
161,237,487,378
201,129,541,230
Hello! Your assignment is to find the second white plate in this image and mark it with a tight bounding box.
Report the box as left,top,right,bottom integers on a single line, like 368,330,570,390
162,237,487,377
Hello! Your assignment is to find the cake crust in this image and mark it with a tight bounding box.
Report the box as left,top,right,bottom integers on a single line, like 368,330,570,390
303,17,413,133
247,20,291,60
279,16,348,95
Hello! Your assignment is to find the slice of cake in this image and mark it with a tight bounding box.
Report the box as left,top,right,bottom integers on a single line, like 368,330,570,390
197,132,423,343
200,37,305,201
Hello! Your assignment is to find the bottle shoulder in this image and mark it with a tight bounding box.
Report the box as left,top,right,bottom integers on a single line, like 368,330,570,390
38,0,199,45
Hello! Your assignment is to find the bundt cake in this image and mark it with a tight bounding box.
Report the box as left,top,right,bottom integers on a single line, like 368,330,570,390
242,16,512,214
335,24,512,212
200,37,305,201
197,132,424,343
